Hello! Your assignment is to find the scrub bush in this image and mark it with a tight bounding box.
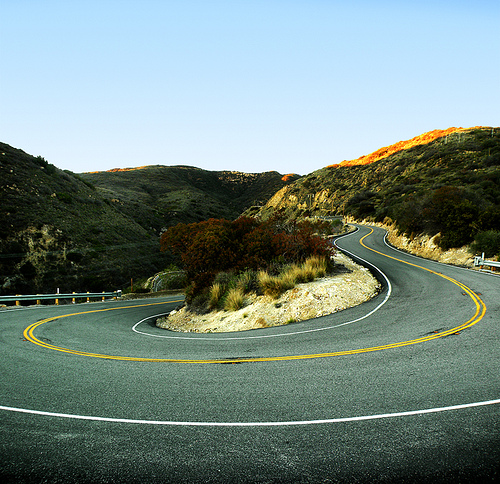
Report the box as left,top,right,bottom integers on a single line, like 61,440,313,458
161,216,332,303
224,287,245,311
470,231,500,258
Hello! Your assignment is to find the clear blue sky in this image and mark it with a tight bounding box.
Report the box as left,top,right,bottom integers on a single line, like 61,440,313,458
1,0,498,175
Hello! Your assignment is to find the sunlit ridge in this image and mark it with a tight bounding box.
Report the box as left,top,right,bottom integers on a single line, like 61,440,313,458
328,126,485,168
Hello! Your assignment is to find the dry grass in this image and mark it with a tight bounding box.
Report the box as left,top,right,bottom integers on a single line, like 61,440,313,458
257,256,329,299
208,256,330,308
257,271,283,298
224,287,245,311
209,282,225,309
303,256,328,277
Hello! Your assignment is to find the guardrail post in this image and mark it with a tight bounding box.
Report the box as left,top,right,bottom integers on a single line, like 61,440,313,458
16,296,21,306
102,291,105,302
37,296,41,305
86,291,90,303
72,292,76,304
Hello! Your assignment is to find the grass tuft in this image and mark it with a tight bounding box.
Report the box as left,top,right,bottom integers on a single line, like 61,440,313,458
257,256,329,299
209,282,225,309
257,271,283,299
224,287,245,311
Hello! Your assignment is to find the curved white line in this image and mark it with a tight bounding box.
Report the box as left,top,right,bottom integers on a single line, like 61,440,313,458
132,231,392,341
1,399,499,426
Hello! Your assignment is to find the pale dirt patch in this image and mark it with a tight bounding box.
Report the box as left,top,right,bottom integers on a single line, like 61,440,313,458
156,252,381,333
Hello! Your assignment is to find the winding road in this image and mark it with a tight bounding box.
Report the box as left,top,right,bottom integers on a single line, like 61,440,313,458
1,225,499,483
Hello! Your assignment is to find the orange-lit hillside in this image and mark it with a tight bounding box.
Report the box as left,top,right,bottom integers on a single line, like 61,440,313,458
329,127,483,168
281,174,296,182
86,166,150,174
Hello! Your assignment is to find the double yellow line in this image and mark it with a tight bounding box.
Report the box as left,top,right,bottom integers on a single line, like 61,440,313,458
23,230,486,363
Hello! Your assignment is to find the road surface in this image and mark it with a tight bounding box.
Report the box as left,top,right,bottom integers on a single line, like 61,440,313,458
1,225,499,482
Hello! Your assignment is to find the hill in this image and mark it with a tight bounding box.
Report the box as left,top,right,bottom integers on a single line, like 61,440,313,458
0,143,171,295
3,126,499,296
331,127,475,167
246,127,500,252
79,166,299,233
0,143,298,295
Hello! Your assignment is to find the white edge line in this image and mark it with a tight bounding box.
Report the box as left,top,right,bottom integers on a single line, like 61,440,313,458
1,399,499,427
132,229,392,341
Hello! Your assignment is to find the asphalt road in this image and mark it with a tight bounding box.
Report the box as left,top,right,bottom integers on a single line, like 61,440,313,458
1,225,499,483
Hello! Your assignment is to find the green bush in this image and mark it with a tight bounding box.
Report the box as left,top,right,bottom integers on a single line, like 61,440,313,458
158,272,187,290
235,270,258,293
56,192,73,204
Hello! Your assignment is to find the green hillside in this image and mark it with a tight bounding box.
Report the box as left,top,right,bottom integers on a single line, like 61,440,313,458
248,127,500,253
2,126,498,296
80,166,298,233
0,143,297,295
0,143,171,295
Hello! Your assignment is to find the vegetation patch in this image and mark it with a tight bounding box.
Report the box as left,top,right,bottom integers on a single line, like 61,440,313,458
156,252,381,333
160,216,335,312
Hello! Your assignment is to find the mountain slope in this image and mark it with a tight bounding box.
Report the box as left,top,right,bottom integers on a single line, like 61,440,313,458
80,166,298,233
0,143,298,295
331,127,475,167
0,143,172,295
247,127,500,251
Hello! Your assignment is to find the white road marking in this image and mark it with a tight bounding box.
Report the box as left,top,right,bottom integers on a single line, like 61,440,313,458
1,399,499,426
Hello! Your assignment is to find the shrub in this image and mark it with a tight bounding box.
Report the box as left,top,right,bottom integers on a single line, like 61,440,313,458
213,271,233,287
235,270,258,293
209,282,225,309
189,289,210,314
161,272,187,290
224,287,245,311
160,215,332,300
56,192,73,204
470,231,500,258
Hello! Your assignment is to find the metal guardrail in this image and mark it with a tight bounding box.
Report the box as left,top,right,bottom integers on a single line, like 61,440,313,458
474,253,500,270
151,271,185,292
0,290,122,306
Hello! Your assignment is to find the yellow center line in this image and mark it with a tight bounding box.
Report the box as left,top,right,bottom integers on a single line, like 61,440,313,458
23,230,486,363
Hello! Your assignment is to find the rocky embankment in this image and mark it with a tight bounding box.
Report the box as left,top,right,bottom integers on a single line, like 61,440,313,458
362,220,476,267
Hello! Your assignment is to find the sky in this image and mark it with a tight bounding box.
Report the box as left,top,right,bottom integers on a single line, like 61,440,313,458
1,0,499,175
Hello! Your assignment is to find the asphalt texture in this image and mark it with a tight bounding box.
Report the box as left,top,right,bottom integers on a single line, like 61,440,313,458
1,225,499,483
